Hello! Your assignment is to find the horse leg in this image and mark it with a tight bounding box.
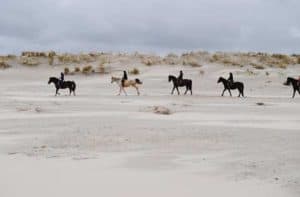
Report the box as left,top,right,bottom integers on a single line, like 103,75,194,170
171,86,175,95
176,87,180,95
184,87,188,95
69,88,71,96
135,86,140,96
228,89,232,97
118,86,122,96
221,89,226,96
292,89,296,98
122,87,127,96
55,88,59,96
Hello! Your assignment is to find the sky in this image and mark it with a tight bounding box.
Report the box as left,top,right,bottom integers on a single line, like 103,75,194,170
0,0,299,54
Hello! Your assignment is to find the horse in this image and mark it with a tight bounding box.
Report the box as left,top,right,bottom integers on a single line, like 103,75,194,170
48,77,76,96
168,75,192,95
217,77,244,97
111,76,142,96
284,77,300,98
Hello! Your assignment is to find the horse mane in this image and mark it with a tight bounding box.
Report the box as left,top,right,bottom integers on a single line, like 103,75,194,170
168,75,176,79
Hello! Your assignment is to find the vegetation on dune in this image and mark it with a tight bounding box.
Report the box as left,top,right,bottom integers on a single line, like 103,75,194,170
251,63,265,70
0,61,11,69
20,56,40,66
82,65,94,74
74,67,81,72
130,68,140,75
0,51,298,72
64,67,70,75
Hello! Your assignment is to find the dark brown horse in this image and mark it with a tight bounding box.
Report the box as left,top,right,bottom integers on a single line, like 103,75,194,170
48,77,76,96
284,77,300,98
217,77,244,97
168,75,192,95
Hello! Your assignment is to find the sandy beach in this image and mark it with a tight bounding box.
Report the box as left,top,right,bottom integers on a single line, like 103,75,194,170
0,54,300,196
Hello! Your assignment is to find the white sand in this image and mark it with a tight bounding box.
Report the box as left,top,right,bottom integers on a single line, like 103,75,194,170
0,62,300,197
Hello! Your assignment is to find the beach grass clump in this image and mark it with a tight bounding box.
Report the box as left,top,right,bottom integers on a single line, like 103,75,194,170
20,57,40,66
48,56,54,65
130,68,140,75
74,67,81,72
251,63,265,70
142,58,153,66
82,65,93,74
64,67,70,75
183,57,202,67
98,64,106,74
0,61,11,69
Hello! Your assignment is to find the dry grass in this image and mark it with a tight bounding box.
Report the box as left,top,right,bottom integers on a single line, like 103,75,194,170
57,53,96,64
98,64,106,74
251,63,265,70
20,57,40,66
129,68,140,75
142,58,153,66
141,56,162,66
183,58,202,67
48,56,54,65
64,67,70,75
82,65,93,74
0,61,11,69
74,67,81,72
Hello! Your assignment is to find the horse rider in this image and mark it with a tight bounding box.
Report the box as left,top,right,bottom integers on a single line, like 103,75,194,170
178,70,183,84
228,72,234,87
60,72,64,87
121,70,128,87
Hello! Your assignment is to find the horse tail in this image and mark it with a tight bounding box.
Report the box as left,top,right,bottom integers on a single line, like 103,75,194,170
190,80,193,90
72,81,76,91
135,78,143,84
240,82,244,97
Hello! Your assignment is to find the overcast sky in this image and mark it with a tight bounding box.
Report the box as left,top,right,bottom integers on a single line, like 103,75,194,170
0,0,299,54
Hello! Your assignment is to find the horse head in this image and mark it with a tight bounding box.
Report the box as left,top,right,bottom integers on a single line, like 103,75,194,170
48,77,57,84
217,77,223,83
111,76,120,84
168,75,175,82
284,77,293,86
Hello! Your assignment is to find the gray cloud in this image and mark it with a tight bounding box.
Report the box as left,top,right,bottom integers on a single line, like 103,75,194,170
0,0,300,54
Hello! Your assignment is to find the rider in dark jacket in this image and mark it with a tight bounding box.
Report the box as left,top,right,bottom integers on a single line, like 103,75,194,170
60,72,64,87
178,70,183,84
121,70,128,87
228,72,234,87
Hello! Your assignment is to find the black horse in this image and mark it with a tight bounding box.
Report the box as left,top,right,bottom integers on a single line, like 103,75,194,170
284,77,300,98
217,77,244,97
48,77,76,96
168,75,192,95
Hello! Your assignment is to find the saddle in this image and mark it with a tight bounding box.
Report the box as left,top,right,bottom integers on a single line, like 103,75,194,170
59,80,65,88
